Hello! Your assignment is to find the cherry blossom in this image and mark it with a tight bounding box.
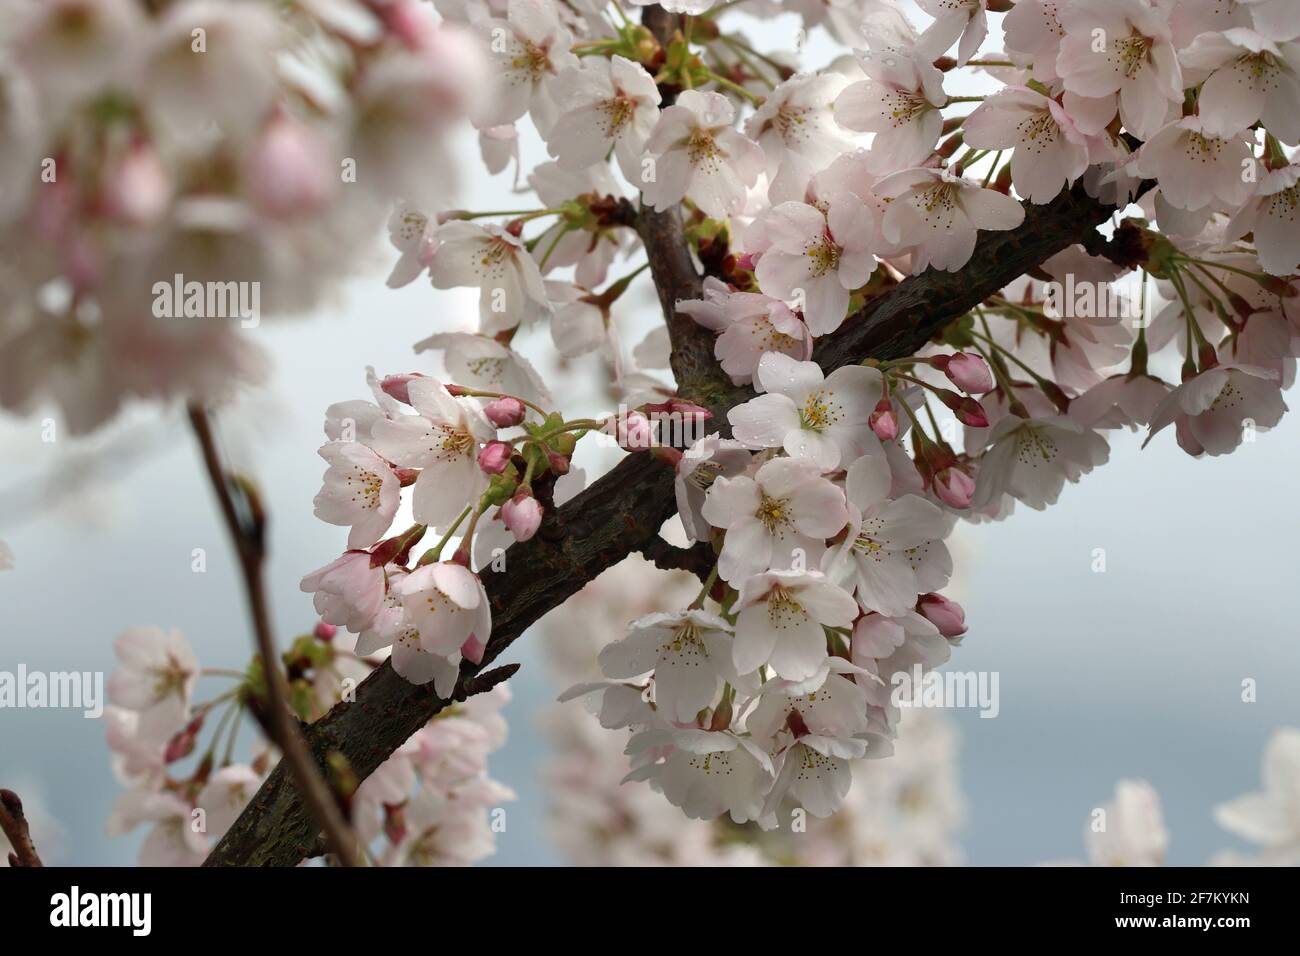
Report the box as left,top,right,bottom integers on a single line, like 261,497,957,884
1144,364,1286,457
1213,728,1300,852
641,90,765,220
1055,0,1183,140
972,415,1110,510
733,569,859,681
300,551,387,634
1085,780,1167,867
962,87,1092,203
701,456,848,583
428,221,551,334
312,441,402,549
749,668,874,817
386,204,441,289
834,43,947,171
368,377,496,531
753,193,879,336
916,0,990,67
598,609,735,723
877,168,1026,273
745,72,852,178
1224,164,1300,276
823,453,953,617
548,55,662,182
626,728,774,824
673,435,754,544
476,0,577,128
1179,28,1300,142
677,278,814,385
728,352,884,471
1134,118,1256,211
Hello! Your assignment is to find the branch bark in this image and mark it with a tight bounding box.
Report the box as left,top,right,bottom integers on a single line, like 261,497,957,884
0,789,43,867
203,2,1134,864
189,404,363,867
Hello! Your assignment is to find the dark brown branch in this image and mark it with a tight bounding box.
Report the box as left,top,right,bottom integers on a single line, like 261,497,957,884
188,404,363,867
0,789,43,867
641,538,716,580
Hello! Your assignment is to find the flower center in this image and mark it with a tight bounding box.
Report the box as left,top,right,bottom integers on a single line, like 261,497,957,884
766,585,807,629
805,231,841,279
1114,34,1153,79
599,94,635,137
800,388,838,431
687,129,723,172
755,493,792,533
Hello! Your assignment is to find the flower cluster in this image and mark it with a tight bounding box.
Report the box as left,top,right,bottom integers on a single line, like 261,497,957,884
103,622,511,866
539,555,965,865
318,0,1300,828
0,0,484,433
35,0,1294,849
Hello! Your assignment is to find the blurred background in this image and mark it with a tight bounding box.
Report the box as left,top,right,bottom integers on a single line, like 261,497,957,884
2,4,1296,867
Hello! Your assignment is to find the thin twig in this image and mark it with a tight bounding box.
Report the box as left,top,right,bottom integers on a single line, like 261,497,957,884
0,789,43,867
187,403,362,867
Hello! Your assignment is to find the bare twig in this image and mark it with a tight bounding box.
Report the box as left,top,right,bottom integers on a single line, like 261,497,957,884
187,403,362,867
0,789,43,867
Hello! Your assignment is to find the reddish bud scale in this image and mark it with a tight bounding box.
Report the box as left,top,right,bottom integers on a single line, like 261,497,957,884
935,388,990,427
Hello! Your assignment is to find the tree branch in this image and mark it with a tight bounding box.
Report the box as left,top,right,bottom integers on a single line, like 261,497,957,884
0,789,43,867
189,404,363,867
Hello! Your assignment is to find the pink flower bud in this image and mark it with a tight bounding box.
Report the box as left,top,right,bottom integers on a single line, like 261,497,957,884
164,715,204,763
936,389,989,428
613,411,655,451
942,352,994,394
869,398,898,441
246,115,333,220
547,451,571,475
380,373,424,405
103,142,171,226
477,440,512,475
933,467,975,509
313,621,338,641
918,593,967,638
461,633,486,665
501,492,543,542
483,396,526,428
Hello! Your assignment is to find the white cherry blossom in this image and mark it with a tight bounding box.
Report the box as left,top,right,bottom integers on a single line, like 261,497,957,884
733,569,859,681
548,55,661,183
312,441,401,549
641,90,764,220
822,454,953,617
972,415,1110,510
877,168,1026,273
962,86,1092,204
598,609,735,723
753,193,879,336
368,377,496,531
1144,363,1286,457
428,221,551,334
1055,0,1183,141
701,456,848,584
728,352,884,472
